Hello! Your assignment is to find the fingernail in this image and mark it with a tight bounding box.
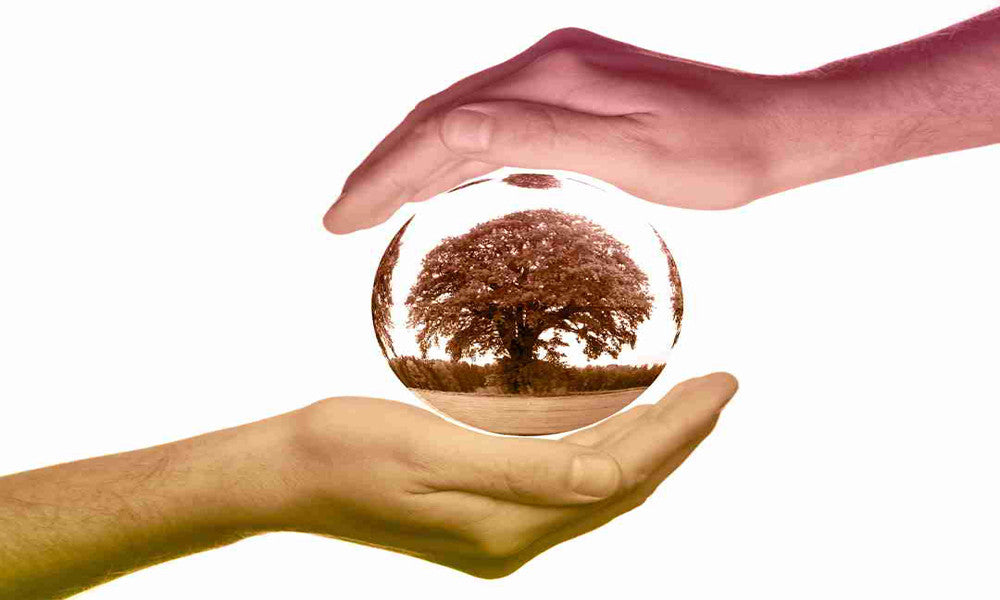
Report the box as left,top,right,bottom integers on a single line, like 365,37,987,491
571,453,621,498
442,107,493,152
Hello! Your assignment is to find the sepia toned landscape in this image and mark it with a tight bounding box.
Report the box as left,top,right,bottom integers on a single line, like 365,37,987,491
372,173,683,435
415,388,649,436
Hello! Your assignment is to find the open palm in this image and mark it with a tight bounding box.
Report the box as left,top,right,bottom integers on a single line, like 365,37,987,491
275,372,738,577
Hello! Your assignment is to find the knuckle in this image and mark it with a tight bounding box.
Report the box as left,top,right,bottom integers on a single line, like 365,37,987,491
470,524,532,560
465,554,526,579
500,457,551,500
536,113,561,147
516,104,561,147
619,403,657,427
471,564,521,579
529,46,590,75
627,463,656,488
384,172,418,198
392,433,435,475
630,404,656,418
673,377,699,394
540,27,598,46
602,119,672,176
616,114,661,149
412,94,439,114
478,535,527,560
627,493,651,511
409,115,438,140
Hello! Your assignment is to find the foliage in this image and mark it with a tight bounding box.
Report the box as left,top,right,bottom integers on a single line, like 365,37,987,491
405,209,653,391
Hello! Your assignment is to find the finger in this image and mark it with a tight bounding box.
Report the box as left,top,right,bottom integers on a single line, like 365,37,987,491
322,95,645,234
323,31,650,235
336,28,629,198
607,372,738,488
406,159,499,208
515,425,718,565
561,403,656,447
497,377,735,561
520,375,735,528
341,30,575,179
322,30,605,235
564,373,737,450
322,97,645,234
322,115,465,233
426,434,624,506
438,100,650,185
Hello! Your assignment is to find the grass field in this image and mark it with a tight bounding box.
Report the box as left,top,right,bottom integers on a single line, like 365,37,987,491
411,387,648,435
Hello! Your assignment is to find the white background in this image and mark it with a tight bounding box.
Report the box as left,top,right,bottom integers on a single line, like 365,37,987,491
1,1,998,598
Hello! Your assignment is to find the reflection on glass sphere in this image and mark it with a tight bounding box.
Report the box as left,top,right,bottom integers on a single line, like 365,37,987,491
372,171,683,435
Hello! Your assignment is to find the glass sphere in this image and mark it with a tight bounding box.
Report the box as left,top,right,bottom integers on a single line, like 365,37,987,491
372,171,683,435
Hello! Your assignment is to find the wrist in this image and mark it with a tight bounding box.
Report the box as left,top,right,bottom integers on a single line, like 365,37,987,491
753,55,995,197
198,402,362,536
152,413,300,536
740,72,897,198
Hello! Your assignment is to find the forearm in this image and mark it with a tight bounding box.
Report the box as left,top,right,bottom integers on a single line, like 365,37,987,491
0,418,288,599
764,7,1000,195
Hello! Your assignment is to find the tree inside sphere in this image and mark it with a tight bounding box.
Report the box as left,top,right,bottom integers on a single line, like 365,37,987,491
372,171,683,435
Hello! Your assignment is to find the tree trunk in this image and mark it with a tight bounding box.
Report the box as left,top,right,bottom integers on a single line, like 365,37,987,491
500,307,539,393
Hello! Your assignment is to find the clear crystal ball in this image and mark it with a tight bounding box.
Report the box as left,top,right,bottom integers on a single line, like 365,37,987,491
372,171,683,435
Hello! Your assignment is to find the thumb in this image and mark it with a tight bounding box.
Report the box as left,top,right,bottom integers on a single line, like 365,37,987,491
439,100,641,178
435,434,624,505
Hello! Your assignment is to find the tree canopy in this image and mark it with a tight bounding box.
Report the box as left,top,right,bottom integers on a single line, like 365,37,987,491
406,209,652,390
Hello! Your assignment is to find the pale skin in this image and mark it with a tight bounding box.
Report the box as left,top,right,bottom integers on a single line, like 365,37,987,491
0,374,738,598
322,8,1000,233
3,8,1000,599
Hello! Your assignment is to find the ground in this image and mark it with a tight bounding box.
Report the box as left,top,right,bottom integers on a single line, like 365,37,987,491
410,387,648,435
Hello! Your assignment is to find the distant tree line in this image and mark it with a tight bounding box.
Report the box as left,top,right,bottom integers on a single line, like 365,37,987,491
388,356,665,396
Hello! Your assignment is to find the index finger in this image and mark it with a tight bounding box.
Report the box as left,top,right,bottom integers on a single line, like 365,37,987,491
606,372,739,488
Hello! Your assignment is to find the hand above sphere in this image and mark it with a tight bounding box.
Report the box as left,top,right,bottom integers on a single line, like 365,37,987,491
323,27,789,234
323,13,1000,234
